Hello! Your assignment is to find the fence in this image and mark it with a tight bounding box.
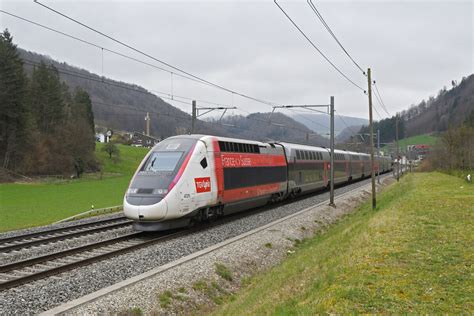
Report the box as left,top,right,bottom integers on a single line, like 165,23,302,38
54,205,123,223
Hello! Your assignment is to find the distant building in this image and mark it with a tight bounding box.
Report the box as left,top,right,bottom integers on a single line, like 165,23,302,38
130,132,160,148
95,133,106,143
95,130,113,143
407,144,431,160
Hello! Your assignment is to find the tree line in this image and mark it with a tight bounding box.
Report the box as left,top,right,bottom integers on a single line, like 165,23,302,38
425,120,474,172
0,29,97,177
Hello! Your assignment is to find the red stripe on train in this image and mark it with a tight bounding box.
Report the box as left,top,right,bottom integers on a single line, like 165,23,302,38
222,182,283,203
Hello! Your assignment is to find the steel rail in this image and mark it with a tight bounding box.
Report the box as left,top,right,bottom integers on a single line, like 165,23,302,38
0,230,185,291
0,219,132,252
0,216,127,244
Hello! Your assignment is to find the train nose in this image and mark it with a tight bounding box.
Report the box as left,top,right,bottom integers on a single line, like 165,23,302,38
123,196,168,221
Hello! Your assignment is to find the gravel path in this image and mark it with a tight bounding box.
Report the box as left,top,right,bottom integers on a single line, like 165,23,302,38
0,176,389,315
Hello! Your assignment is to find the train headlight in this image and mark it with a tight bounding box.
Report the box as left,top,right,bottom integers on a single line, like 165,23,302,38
127,188,138,194
152,188,168,195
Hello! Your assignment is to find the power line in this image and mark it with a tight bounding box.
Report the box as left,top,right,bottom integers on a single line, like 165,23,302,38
273,0,366,92
373,102,383,120
33,1,280,108
307,0,365,75
284,108,332,131
336,113,359,136
0,10,211,88
371,88,386,120
373,82,391,117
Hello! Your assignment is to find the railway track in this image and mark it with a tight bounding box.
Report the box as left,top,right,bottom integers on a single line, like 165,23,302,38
0,173,394,292
0,216,132,252
0,230,185,291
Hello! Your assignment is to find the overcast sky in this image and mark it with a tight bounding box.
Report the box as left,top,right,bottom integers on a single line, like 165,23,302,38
1,0,473,120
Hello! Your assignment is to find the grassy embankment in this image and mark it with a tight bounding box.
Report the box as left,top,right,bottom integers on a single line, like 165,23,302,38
0,144,149,232
215,172,473,314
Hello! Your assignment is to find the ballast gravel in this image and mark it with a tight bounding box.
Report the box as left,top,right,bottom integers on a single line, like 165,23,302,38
0,176,391,315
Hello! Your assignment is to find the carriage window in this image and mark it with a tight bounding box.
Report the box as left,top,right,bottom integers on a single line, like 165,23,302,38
142,152,183,172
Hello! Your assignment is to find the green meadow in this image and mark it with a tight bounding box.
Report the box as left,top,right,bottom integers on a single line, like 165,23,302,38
383,133,438,152
0,143,149,232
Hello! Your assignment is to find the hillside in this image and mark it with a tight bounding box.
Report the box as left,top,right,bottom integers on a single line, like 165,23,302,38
19,49,224,140
217,112,328,146
337,125,363,142
18,49,326,144
403,74,474,136
355,74,473,152
289,113,367,137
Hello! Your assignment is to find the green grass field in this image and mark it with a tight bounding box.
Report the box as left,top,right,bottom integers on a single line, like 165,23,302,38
0,144,149,232
383,133,438,152
214,172,473,314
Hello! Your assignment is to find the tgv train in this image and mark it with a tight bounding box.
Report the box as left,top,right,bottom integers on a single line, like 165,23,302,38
124,135,392,231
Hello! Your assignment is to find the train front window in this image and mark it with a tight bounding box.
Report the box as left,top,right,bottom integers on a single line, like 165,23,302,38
142,152,183,172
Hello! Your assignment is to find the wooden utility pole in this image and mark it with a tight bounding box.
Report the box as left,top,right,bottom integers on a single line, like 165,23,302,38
377,128,380,184
145,112,150,136
191,100,197,134
396,114,400,182
329,96,335,207
367,68,376,209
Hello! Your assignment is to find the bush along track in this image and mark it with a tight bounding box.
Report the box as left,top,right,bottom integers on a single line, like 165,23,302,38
214,172,473,314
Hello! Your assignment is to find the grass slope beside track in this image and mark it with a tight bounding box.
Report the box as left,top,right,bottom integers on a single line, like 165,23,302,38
0,144,149,232
214,172,473,314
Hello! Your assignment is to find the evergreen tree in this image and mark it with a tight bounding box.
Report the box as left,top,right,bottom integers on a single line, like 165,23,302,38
73,88,95,133
28,62,64,134
0,29,29,169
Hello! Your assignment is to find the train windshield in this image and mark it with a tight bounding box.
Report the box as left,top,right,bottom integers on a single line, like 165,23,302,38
142,152,183,172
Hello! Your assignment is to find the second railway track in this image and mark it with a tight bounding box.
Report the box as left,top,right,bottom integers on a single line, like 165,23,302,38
0,230,185,291
0,216,132,252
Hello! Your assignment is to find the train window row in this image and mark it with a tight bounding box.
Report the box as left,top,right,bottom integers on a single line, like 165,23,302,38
223,166,287,190
296,150,323,161
219,141,260,154
334,153,346,160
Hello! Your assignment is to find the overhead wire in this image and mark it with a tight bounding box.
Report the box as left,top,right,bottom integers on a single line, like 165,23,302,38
307,0,365,75
373,82,391,117
23,58,323,142
5,7,371,128
273,0,366,92
336,113,360,136
33,1,280,108
10,4,362,143
0,10,211,88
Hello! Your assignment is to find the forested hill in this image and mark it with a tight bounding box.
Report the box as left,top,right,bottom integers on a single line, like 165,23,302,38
403,74,474,137
19,49,223,140
358,74,473,145
215,112,328,146
18,48,326,145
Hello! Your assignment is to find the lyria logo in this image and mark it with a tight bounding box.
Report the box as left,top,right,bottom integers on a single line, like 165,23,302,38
194,177,211,193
